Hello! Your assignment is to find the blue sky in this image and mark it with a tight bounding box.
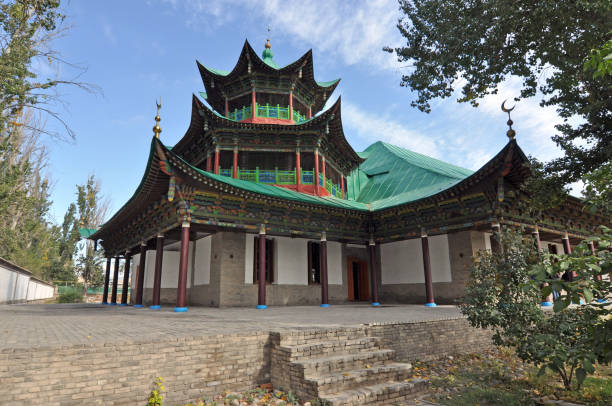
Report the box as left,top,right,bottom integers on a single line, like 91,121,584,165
42,0,567,223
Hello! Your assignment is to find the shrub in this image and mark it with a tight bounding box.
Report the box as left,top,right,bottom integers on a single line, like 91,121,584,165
57,287,84,303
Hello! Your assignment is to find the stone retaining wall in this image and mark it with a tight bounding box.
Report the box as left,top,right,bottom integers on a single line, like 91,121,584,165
0,318,491,405
366,318,493,361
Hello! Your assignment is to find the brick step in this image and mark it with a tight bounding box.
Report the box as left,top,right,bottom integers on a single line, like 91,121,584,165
277,328,368,346
280,337,382,361
320,379,429,406
311,362,413,396
299,349,395,376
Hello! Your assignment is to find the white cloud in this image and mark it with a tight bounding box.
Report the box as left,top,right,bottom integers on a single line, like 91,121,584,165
161,0,403,71
101,21,116,44
342,99,441,158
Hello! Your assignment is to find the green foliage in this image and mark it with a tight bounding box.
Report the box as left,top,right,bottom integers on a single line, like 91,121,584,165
387,0,612,191
585,30,612,80
148,377,165,406
57,286,83,303
461,229,608,390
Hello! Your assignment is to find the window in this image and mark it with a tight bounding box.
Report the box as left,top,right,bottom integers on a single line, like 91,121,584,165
253,237,274,283
307,241,321,284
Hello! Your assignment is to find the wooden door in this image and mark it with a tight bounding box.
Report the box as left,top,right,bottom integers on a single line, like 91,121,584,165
347,258,370,301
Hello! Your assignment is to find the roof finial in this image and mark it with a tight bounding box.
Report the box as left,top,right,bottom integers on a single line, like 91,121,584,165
265,25,272,49
501,100,516,140
153,97,162,139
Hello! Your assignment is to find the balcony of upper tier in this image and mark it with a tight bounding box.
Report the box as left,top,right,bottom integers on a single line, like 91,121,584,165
218,167,344,198
226,103,309,124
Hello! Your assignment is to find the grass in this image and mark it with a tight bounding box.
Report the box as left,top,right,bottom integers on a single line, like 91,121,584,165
409,347,611,406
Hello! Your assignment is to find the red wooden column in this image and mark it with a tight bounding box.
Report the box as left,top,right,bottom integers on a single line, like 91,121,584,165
308,105,312,119
102,257,111,304
296,147,302,192
225,97,229,118
320,232,329,307
110,257,120,305
206,152,212,172
175,222,190,312
421,231,437,307
214,147,220,175
257,225,267,309
588,241,603,281
251,89,257,118
562,232,576,281
151,234,164,309
341,176,345,199
490,222,502,253
314,149,320,196
289,91,294,122
232,147,238,179
134,242,147,308
368,237,380,306
321,156,326,191
120,251,131,306
534,226,553,307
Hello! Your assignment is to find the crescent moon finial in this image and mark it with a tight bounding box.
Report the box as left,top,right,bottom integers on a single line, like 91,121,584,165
501,99,515,113
501,99,516,140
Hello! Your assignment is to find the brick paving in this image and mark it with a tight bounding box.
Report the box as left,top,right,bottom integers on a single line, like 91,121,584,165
0,303,463,350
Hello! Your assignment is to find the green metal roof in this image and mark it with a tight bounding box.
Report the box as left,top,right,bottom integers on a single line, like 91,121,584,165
79,228,98,238
346,142,474,210
316,78,341,88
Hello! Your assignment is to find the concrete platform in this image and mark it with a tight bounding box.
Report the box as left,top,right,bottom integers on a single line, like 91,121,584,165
0,303,462,350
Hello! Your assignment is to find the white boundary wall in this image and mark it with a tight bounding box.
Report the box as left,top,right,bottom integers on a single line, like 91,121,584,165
0,257,55,304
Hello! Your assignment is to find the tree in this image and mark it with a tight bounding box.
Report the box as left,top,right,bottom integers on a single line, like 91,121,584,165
72,175,108,295
460,229,609,390
0,1,98,277
386,1,612,193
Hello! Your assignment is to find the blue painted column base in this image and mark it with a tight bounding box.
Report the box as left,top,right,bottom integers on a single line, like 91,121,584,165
425,302,437,307
101,301,108,305
150,305,161,310
371,302,381,307
597,299,607,303
256,304,268,309
320,303,330,308
541,301,553,307
174,307,188,312
109,303,117,306
133,304,144,308
119,303,128,306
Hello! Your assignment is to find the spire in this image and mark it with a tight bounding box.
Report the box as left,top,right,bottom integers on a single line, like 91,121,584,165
153,98,162,139
501,100,516,140
262,27,278,68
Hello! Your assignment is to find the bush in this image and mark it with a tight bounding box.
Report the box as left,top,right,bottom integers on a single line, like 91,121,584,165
460,229,608,390
57,287,84,303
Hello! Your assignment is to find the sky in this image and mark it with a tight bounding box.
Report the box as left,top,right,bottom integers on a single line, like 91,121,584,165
41,0,569,224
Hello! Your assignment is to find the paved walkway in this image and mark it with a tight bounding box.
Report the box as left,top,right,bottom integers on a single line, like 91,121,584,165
0,303,463,350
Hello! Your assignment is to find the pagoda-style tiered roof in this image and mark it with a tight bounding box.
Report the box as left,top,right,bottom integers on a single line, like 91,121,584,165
197,39,340,117
172,95,363,175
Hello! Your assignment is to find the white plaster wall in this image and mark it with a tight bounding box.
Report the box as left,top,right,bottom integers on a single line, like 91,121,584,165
381,235,451,284
542,240,564,254
328,242,342,285
428,234,452,283
245,234,255,284
245,235,342,285
144,251,156,289
275,236,308,285
484,232,492,251
27,281,53,300
194,236,211,285
131,253,140,291
143,243,196,289
381,239,424,284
